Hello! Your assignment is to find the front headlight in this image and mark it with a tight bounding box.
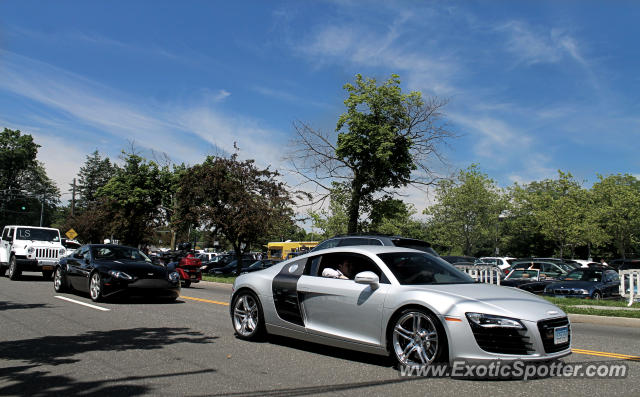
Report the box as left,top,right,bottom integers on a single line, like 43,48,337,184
466,312,525,329
168,271,180,283
27,247,35,254
108,270,133,280
59,248,66,255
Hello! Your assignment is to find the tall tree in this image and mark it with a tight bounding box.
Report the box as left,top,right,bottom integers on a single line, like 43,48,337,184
591,174,640,259
511,171,588,258
96,153,168,246
289,74,453,233
424,165,505,256
75,150,117,210
175,155,295,273
0,128,60,226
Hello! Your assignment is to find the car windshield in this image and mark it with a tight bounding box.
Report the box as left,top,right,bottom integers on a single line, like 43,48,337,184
15,228,60,242
378,252,475,285
562,269,602,282
506,269,539,280
92,246,151,262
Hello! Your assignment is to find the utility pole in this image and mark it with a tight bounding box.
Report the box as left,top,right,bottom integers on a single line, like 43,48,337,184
71,178,76,217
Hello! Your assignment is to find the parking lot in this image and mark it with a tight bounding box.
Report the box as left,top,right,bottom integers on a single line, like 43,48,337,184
0,274,639,396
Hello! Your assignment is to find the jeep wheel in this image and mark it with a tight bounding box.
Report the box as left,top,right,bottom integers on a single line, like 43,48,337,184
42,270,53,280
0,265,5,277
8,256,21,280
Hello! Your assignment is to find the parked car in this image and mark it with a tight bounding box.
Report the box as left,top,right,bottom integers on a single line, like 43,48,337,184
442,255,476,264
240,259,280,273
543,266,620,300
61,238,82,257
501,269,561,294
611,259,640,271
475,257,516,271
210,259,256,275
230,246,571,367
54,244,181,302
311,234,438,256
507,261,569,279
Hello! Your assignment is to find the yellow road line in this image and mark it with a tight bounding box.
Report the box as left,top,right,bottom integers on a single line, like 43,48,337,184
180,295,229,306
573,348,640,361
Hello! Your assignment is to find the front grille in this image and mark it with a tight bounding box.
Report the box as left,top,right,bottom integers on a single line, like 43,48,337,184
35,248,59,260
470,324,534,355
538,317,570,353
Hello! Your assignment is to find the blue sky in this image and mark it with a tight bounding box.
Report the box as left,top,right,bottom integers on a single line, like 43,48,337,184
1,1,639,211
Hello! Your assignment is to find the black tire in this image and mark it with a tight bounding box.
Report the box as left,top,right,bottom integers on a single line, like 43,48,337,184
89,271,104,302
182,280,192,288
53,267,68,293
8,256,21,280
0,265,5,277
387,308,446,367
592,291,602,300
42,270,53,280
231,290,265,341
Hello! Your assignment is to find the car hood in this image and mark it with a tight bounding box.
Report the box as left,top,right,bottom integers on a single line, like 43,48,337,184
97,260,169,276
545,280,598,290
404,283,565,322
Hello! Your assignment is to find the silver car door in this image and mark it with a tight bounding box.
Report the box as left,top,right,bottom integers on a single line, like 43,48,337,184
297,254,389,346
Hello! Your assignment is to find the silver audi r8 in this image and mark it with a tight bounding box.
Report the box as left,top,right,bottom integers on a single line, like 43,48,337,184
230,246,571,366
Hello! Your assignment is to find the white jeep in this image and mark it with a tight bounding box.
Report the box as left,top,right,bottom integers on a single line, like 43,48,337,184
0,225,66,280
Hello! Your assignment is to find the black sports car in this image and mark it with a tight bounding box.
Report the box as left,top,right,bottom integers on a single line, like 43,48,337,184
53,244,181,302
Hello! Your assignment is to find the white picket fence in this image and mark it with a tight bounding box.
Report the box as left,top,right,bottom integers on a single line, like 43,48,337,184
619,270,640,307
454,265,502,285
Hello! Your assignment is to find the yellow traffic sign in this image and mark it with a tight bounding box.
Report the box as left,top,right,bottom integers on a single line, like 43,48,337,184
66,228,78,240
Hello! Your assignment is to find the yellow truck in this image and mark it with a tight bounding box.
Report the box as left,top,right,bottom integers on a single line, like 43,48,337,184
267,241,318,261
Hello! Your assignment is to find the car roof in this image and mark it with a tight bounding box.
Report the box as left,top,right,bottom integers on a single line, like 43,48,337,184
5,225,59,231
296,245,429,258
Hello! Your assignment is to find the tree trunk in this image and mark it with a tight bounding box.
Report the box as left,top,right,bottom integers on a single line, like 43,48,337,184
347,180,363,234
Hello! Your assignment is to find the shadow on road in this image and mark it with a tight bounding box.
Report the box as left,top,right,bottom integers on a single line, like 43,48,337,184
0,301,51,311
0,327,218,395
265,335,392,368
0,365,215,396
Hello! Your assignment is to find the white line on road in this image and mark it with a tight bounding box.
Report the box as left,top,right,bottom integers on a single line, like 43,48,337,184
54,295,110,311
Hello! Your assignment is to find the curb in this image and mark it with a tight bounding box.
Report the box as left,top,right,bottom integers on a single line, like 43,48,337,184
568,313,640,328
199,279,234,289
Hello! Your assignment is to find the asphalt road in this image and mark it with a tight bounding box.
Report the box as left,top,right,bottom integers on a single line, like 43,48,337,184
1,273,639,396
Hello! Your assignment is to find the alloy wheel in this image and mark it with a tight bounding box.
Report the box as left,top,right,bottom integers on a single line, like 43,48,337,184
392,311,439,366
90,273,102,301
233,294,259,338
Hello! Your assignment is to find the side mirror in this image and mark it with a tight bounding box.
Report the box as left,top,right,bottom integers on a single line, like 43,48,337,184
355,271,379,287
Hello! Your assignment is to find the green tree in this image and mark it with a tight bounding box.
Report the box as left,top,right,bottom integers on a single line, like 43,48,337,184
96,153,168,246
175,155,295,274
75,150,117,210
289,74,453,233
510,171,589,258
591,174,640,259
424,165,505,256
0,128,60,226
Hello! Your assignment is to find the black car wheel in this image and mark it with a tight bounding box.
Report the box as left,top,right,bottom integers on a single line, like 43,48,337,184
42,270,53,280
0,265,5,277
8,256,21,280
389,308,445,367
53,267,68,292
232,290,265,340
89,272,104,302
592,291,602,300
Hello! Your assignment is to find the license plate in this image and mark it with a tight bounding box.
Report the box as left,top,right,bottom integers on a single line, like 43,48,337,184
554,326,569,344
42,266,53,271
190,275,198,280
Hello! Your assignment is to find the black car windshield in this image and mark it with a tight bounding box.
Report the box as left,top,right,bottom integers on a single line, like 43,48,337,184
378,252,475,285
15,228,60,242
562,269,602,282
92,246,151,262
